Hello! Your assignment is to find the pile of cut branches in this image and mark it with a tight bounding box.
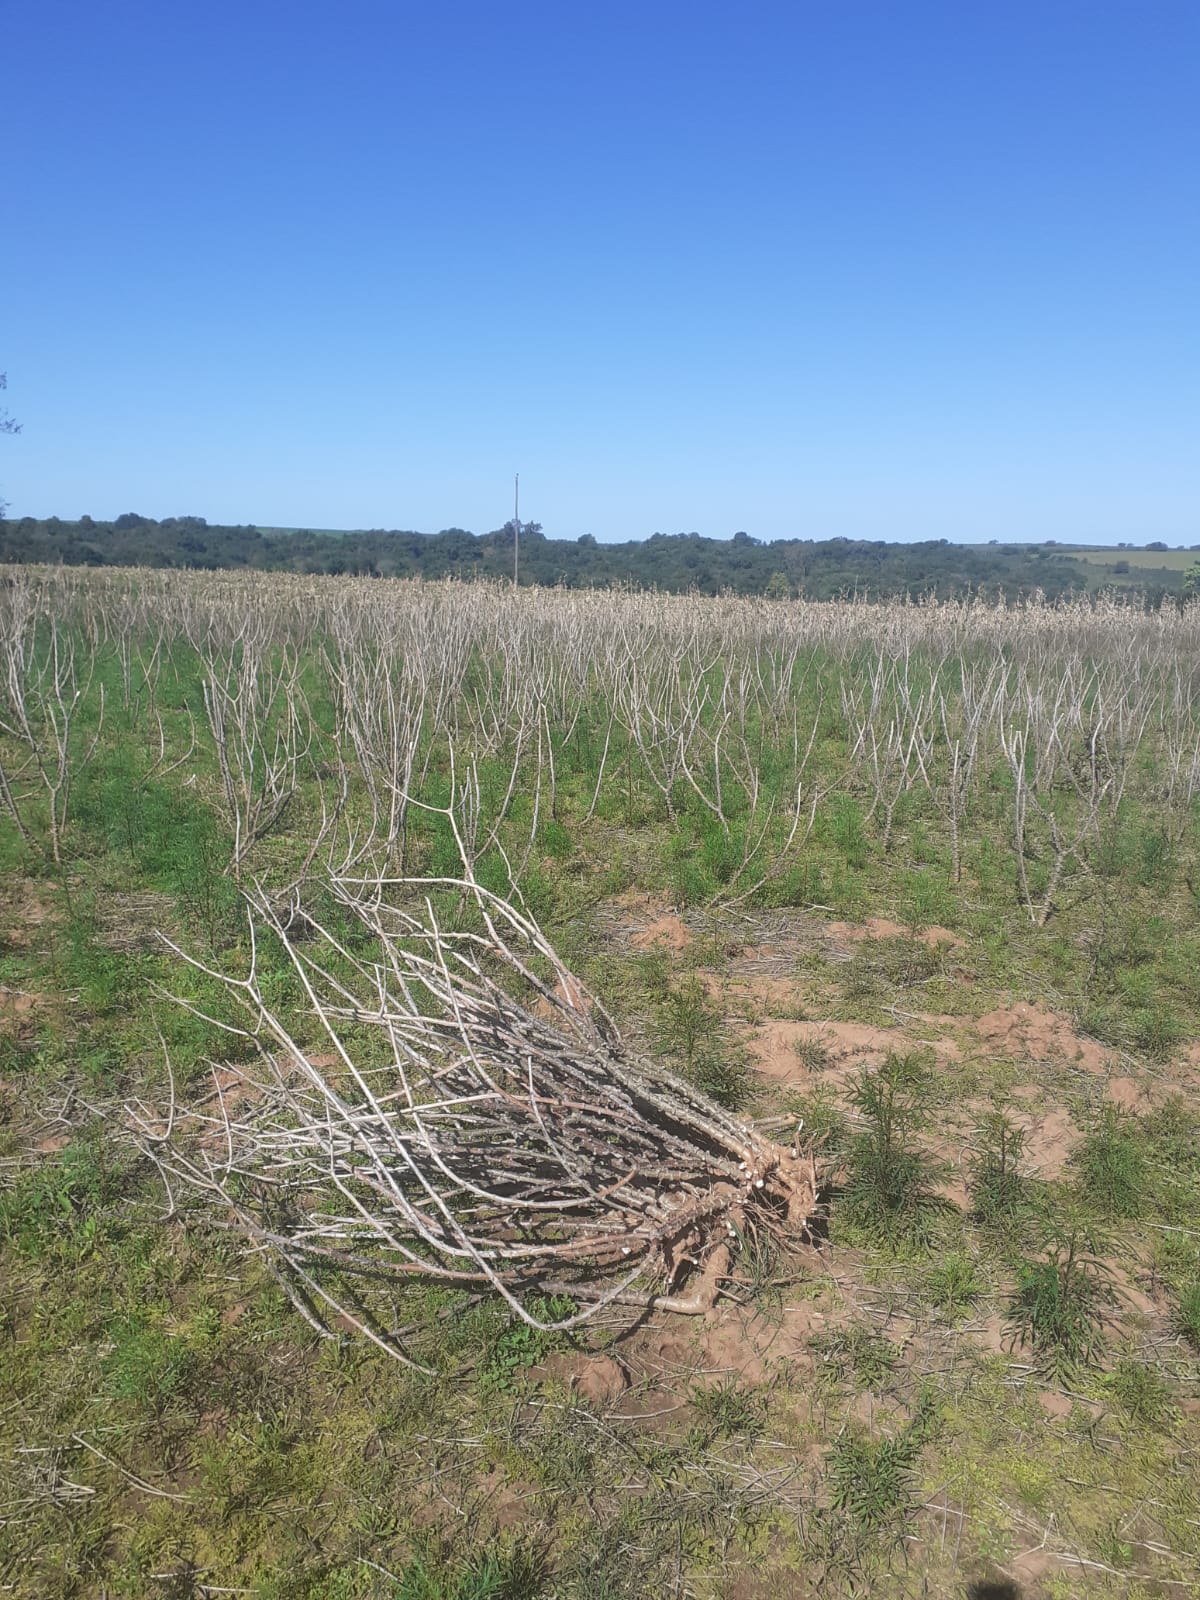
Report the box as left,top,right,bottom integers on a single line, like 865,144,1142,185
129,863,819,1367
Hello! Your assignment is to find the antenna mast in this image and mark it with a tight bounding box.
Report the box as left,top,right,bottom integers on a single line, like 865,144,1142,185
513,473,520,588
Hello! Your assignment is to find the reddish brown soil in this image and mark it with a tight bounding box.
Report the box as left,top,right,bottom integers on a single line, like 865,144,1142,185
825,916,964,951
747,1019,897,1082
630,912,693,951
535,1352,628,1405
604,1292,838,1417
1037,1389,1072,1419
744,1017,960,1088
973,1002,1110,1074
1012,1106,1080,1179
0,986,41,1037
1106,1076,1149,1111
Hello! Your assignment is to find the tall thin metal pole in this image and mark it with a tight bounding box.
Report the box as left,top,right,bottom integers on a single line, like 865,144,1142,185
513,473,520,588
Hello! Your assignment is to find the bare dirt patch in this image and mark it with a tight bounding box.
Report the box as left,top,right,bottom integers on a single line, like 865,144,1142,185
972,1003,1110,1074
1106,1076,1151,1112
34,1129,72,1155
713,972,806,1017
744,1017,960,1089
536,1352,628,1405
826,917,964,952
616,1293,836,1405
0,986,41,1036
1014,1106,1080,1179
1037,1389,1072,1419
630,912,692,951
744,1019,896,1083
0,880,56,948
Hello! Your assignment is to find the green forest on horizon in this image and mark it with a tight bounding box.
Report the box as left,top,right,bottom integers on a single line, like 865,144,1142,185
3,511,1198,602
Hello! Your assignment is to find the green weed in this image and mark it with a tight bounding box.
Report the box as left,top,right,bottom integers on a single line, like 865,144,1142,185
1174,1283,1200,1349
1074,1106,1146,1220
396,1541,546,1600
1131,1006,1185,1060
840,1052,946,1248
1105,1358,1174,1426
825,796,868,870
812,1325,898,1390
689,1377,768,1444
481,1295,576,1393
1005,1224,1117,1379
654,974,749,1109
927,1252,985,1321
792,1033,831,1072
0,1130,125,1259
968,1111,1029,1227
101,1313,195,1410
824,1392,935,1537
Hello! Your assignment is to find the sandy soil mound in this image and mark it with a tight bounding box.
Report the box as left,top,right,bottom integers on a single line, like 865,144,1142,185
826,916,964,951
973,1002,1110,1074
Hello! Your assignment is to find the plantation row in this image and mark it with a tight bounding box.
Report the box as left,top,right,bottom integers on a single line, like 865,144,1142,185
3,567,1200,929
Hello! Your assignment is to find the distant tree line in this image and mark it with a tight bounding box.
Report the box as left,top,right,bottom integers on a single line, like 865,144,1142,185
0,511,1186,603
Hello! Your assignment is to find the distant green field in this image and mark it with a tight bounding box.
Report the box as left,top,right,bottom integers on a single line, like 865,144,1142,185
1068,545,1200,573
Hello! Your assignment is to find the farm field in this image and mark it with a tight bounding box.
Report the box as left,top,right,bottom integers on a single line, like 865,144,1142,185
1,568,1200,1598
1047,547,1200,599
1067,547,1200,574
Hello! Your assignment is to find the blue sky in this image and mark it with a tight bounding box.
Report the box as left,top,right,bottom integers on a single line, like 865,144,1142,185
4,1,1198,543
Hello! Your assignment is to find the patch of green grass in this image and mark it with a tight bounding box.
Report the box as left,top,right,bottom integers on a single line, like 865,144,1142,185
927,1251,985,1322
812,1325,898,1391
824,1393,934,1537
689,1378,767,1444
481,1295,576,1394
1105,1358,1175,1426
899,866,956,930
1174,1283,1200,1349
0,1129,127,1260
395,1541,547,1600
101,1312,196,1409
1130,1006,1186,1060
783,1087,848,1158
1073,1106,1146,1220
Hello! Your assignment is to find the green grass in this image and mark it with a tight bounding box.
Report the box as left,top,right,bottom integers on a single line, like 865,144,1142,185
1071,544,1200,573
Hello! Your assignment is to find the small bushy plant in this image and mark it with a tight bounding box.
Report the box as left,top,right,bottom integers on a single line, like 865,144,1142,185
396,1541,546,1600
654,973,749,1109
840,1052,945,1248
689,1377,767,1444
825,1389,934,1536
812,1325,898,1390
827,1431,921,1533
1074,1106,1146,1220
968,1111,1029,1227
1005,1223,1117,1379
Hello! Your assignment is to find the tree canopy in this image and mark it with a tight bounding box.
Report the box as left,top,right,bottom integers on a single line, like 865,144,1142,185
1,511,1191,604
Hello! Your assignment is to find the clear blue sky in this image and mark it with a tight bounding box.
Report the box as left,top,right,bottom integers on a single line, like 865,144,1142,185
4,1,1198,544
